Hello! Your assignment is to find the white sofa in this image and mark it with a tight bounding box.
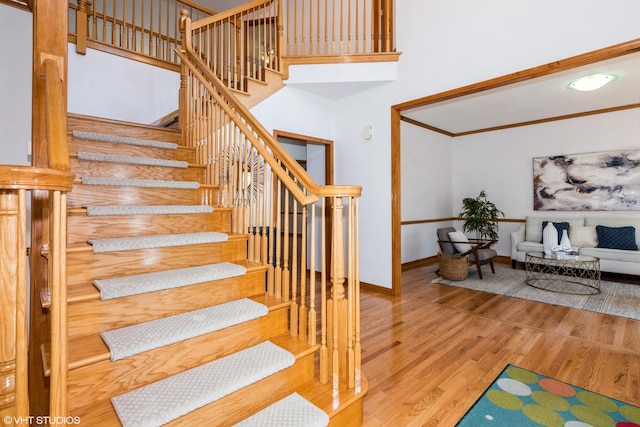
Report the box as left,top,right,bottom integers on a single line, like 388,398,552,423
511,216,640,275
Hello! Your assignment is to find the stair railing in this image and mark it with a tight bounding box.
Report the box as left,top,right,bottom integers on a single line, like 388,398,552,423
68,0,395,96
0,59,74,425
282,0,395,57
185,0,282,93
178,14,362,390
69,0,215,66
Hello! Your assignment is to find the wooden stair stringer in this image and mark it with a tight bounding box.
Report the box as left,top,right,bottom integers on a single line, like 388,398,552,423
238,67,286,110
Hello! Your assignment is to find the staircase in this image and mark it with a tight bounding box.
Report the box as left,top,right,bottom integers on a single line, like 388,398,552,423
54,113,362,426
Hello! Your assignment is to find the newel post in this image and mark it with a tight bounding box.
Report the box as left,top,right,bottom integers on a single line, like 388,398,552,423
328,196,349,388
75,0,90,55
178,9,191,140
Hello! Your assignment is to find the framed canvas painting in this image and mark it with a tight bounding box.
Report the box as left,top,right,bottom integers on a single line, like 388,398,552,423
533,149,640,211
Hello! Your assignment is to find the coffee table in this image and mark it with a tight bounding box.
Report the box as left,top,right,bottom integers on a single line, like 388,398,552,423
525,251,601,295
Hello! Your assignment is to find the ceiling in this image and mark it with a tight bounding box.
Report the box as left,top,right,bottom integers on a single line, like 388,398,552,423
401,51,640,136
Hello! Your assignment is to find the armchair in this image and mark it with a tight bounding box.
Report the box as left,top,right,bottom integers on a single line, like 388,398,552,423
437,227,497,280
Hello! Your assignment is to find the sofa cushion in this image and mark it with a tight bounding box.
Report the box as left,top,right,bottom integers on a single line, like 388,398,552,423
585,217,640,246
580,247,640,263
540,221,570,245
596,225,638,251
570,225,598,248
525,217,585,244
517,241,543,253
448,230,472,253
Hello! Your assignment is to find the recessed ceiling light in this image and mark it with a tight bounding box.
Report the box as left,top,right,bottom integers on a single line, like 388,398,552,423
567,73,618,91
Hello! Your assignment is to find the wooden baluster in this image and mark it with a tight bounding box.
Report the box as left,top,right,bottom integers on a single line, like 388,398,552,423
320,198,328,383
299,204,308,341
353,197,361,389
266,169,276,295
308,202,317,346
355,0,359,53
49,191,68,421
233,15,240,91
282,186,290,301
253,149,263,262
290,195,299,336
274,180,282,298
179,10,189,147
260,164,269,267
346,196,355,388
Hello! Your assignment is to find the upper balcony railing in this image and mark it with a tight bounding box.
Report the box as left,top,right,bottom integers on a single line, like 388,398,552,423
68,0,396,76
68,0,215,68
282,0,395,59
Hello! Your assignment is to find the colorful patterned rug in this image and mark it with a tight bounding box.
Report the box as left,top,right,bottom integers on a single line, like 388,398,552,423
456,365,640,427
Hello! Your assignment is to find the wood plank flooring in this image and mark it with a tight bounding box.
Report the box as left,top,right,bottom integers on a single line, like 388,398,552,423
360,263,640,426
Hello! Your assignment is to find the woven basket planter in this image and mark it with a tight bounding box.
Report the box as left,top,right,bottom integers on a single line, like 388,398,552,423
438,251,469,281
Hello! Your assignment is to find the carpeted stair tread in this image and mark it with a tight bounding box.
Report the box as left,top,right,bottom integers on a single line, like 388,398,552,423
81,176,200,189
111,341,295,427
101,298,268,360
87,231,229,253
85,204,213,217
93,262,247,300
66,295,289,368
67,260,263,303
72,130,178,149
233,392,329,427
77,151,188,168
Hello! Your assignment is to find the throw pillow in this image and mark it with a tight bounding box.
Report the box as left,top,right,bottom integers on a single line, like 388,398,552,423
570,225,598,248
596,225,638,251
540,221,570,245
448,230,472,253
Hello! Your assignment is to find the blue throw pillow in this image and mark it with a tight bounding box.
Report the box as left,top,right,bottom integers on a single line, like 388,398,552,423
596,225,638,251
540,221,570,245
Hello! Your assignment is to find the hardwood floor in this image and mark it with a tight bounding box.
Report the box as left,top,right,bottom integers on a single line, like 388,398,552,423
360,263,640,426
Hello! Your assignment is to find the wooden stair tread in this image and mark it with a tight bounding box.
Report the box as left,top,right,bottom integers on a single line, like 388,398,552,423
296,374,369,424
65,232,247,253
68,113,182,143
70,335,318,426
67,260,265,302
65,295,293,370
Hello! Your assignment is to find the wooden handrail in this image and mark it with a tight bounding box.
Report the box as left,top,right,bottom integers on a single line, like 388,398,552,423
0,166,74,191
177,43,361,200
190,0,274,30
177,48,317,206
180,7,363,391
43,59,70,172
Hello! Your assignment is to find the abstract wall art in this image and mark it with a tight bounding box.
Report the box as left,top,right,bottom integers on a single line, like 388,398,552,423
533,149,640,211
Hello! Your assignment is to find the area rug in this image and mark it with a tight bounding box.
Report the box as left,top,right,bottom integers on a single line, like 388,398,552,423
456,364,640,426
432,268,640,321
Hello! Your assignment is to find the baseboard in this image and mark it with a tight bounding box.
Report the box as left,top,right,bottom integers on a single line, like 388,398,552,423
360,281,393,295
401,256,438,272
402,254,512,272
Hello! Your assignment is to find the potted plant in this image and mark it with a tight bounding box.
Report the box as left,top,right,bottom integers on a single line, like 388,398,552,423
459,190,504,241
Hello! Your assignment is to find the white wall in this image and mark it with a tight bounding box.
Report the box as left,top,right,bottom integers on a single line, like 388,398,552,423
330,0,640,289
452,109,640,256
401,122,453,263
68,46,179,124
0,6,32,166
4,1,640,291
